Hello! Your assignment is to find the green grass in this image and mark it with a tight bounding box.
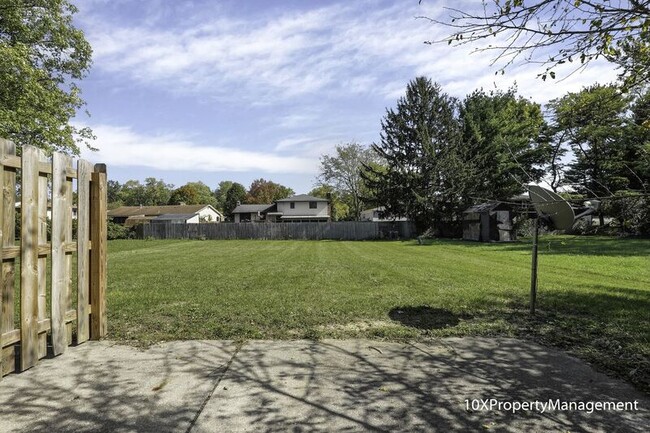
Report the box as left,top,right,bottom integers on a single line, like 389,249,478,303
107,236,650,392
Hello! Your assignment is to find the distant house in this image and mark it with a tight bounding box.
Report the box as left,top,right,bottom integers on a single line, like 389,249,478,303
232,194,330,223
462,202,516,242
108,205,223,227
274,194,330,222
360,206,408,222
231,204,275,223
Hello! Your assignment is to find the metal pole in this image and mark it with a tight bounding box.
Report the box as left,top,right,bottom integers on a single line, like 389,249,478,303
530,217,539,314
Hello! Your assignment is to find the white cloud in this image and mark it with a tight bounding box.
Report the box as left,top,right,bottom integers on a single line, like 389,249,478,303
80,0,619,106
80,124,319,174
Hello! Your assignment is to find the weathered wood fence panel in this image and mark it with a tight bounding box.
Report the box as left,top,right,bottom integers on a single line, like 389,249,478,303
141,221,416,241
0,140,108,379
0,140,16,377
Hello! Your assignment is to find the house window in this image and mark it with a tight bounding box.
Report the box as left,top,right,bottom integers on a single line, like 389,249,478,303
309,201,317,209
290,202,295,209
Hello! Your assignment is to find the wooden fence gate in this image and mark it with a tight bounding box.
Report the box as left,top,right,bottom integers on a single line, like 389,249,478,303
0,140,107,378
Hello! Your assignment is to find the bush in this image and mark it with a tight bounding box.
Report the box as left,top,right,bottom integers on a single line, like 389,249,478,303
602,193,650,236
107,220,132,240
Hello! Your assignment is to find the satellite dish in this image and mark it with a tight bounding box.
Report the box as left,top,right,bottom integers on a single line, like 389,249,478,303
528,185,575,230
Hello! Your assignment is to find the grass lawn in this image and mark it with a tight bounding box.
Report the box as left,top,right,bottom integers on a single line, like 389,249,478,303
107,236,649,392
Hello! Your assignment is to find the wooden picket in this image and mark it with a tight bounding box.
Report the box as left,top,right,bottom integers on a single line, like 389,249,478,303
0,140,107,378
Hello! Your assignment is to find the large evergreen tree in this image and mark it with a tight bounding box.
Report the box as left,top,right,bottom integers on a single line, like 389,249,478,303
364,77,461,233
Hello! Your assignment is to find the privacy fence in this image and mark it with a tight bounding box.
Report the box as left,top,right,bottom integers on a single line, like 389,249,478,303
0,140,107,379
140,221,416,241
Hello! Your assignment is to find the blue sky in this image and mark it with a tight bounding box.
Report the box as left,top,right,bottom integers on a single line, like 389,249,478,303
73,0,618,194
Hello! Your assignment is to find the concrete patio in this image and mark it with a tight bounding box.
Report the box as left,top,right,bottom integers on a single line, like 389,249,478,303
0,338,647,432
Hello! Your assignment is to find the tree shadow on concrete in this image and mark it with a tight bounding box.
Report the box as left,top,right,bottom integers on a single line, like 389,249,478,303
1,339,648,432
195,339,649,432
0,340,237,433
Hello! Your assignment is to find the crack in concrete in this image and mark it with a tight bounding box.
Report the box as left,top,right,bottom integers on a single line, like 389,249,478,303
185,342,244,433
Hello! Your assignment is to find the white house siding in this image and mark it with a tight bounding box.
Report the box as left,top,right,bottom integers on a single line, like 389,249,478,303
196,206,222,222
277,201,329,218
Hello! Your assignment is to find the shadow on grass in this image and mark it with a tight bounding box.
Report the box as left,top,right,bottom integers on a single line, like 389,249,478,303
412,236,650,257
388,306,464,330
383,281,649,395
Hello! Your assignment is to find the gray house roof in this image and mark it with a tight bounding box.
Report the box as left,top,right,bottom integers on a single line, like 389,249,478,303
108,204,212,218
276,194,328,202
232,204,275,214
153,213,197,221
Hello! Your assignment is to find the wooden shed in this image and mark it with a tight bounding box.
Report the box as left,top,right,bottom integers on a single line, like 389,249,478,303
462,202,517,242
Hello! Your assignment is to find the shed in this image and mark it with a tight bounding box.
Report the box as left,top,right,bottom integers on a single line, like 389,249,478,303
463,202,517,242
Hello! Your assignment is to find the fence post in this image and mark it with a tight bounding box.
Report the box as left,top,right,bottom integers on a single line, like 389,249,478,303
0,141,4,379
37,150,48,359
0,139,16,377
20,146,40,371
76,160,93,344
51,153,73,355
90,164,107,339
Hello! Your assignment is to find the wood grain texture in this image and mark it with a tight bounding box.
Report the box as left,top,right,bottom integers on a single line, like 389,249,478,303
0,139,16,376
90,167,107,339
37,150,48,359
20,146,40,371
51,152,73,355
76,159,93,343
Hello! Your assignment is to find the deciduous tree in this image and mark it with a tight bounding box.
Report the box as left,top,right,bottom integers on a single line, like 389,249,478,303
246,178,293,204
224,182,247,220
0,0,93,152
318,143,376,220
458,88,550,201
551,84,630,198
309,185,349,221
214,180,234,211
169,181,217,206
426,0,650,89
119,178,173,206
